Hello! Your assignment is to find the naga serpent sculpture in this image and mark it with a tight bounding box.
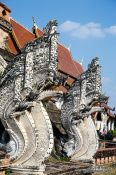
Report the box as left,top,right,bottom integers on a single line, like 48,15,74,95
0,20,62,174
0,19,106,174
60,58,106,160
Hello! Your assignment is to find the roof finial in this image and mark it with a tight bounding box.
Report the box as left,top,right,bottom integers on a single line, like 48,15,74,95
67,44,71,52
32,16,39,37
32,16,38,29
80,58,84,66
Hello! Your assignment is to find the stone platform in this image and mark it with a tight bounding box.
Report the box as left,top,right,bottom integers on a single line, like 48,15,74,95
45,161,94,175
0,151,10,175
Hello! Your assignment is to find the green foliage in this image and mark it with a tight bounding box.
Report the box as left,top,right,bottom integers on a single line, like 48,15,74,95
112,129,116,137
48,154,70,163
47,149,71,163
59,156,71,162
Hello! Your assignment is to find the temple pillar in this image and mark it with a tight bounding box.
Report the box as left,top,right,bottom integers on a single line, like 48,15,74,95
111,121,114,131
100,122,104,133
108,120,111,131
95,121,101,131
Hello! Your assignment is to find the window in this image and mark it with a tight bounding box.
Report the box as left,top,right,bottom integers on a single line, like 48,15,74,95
2,9,7,16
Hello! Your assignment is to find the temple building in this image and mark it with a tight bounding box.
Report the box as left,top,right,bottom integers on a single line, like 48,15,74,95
94,103,115,133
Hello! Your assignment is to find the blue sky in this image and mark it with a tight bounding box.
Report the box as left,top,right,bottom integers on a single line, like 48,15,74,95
3,0,116,107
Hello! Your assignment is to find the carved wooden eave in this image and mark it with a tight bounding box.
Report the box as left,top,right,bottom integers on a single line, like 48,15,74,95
0,17,12,33
0,48,14,61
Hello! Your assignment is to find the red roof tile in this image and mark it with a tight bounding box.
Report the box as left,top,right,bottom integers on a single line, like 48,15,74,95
37,28,43,37
7,34,18,54
10,18,35,48
58,44,83,78
73,60,84,74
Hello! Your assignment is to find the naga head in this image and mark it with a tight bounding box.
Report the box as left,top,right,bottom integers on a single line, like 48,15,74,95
43,20,58,35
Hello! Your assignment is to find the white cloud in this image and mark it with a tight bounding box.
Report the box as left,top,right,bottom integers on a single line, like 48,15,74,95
105,26,116,35
59,20,116,39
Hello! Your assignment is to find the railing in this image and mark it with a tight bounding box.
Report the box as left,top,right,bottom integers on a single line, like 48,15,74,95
94,139,116,164
99,139,116,148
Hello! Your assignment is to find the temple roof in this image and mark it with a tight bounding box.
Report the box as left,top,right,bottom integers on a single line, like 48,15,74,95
100,103,113,111
107,111,115,118
7,19,35,54
6,18,83,78
58,44,83,77
100,103,115,119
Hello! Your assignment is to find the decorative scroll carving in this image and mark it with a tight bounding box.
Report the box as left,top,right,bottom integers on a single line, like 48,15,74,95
0,54,7,76
0,17,12,32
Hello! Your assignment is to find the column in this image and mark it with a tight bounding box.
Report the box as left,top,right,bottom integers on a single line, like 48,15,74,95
111,121,114,131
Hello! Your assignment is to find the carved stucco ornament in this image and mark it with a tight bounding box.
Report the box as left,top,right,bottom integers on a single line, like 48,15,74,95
61,58,105,161
0,20,60,174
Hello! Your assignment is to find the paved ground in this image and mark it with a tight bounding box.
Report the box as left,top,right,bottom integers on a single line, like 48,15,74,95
94,163,116,175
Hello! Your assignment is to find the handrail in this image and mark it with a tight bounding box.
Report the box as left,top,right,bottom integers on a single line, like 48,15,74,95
98,139,116,144
99,138,116,142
